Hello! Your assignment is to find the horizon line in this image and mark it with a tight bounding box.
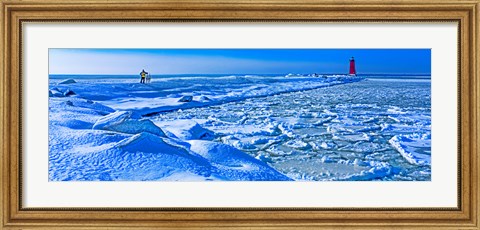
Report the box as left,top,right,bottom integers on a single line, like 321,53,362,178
49,72,432,76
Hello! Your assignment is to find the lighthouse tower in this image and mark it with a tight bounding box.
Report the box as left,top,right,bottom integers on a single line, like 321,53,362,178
349,57,357,76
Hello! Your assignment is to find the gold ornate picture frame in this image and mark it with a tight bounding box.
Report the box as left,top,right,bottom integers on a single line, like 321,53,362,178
1,0,479,229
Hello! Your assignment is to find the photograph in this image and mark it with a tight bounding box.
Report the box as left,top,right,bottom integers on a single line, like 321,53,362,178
48,48,431,181
3,0,478,227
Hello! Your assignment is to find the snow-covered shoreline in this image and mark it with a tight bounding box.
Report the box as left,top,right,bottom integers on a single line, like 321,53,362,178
51,75,364,116
49,96,292,181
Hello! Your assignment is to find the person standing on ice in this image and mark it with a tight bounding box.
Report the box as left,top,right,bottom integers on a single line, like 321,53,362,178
139,69,148,84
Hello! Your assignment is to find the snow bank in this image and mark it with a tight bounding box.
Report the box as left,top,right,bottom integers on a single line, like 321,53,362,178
49,87,77,98
154,119,214,140
178,95,193,102
49,89,65,97
58,78,77,84
49,94,292,181
49,97,116,130
50,130,213,181
64,89,76,96
116,132,192,157
66,98,115,115
188,140,292,181
93,111,166,137
199,96,211,101
50,122,292,181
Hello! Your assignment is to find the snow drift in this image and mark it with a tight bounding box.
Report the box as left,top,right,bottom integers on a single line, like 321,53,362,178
92,111,166,137
49,91,292,181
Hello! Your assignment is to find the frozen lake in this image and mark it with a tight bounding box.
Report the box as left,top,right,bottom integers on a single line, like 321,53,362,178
48,74,431,181
153,77,431,181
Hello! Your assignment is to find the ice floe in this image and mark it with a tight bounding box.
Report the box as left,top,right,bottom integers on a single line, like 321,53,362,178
389,133,431,166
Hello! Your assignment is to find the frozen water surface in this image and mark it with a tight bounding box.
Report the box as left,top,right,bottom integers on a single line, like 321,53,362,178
49,75,431,181
153,77,431,181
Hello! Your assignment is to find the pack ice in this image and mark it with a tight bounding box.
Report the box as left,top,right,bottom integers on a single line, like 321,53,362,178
49,75,361,181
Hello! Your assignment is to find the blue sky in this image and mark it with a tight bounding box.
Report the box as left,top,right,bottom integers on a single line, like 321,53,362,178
49,49,431,75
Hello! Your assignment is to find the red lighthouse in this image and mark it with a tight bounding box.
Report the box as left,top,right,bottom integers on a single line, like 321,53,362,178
349,57,357,76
